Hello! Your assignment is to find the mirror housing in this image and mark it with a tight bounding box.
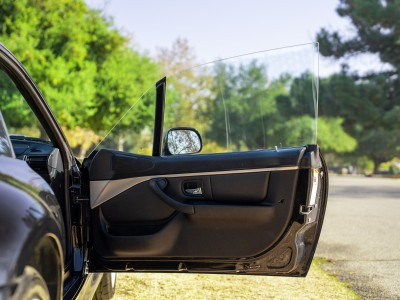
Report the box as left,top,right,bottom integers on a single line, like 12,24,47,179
162,127,202,156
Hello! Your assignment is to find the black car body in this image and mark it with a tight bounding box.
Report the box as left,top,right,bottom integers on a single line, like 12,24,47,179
0,43,328,299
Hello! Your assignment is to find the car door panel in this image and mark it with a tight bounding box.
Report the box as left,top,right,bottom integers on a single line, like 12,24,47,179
88,146,305,181
84,43,327,276
87,145,324,266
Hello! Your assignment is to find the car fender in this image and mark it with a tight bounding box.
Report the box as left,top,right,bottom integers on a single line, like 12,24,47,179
0,156,65,297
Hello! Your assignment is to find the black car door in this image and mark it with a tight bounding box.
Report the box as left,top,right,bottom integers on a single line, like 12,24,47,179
87,43,328,276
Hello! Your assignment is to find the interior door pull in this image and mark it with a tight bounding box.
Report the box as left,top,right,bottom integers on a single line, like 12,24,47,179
149,178,195,215
185,187,203,195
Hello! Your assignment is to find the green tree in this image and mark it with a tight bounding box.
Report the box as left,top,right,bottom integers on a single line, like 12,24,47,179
0,0,160,156
317,0,400,75
205,61,291,151
274,72,356,154
319,70,400,172
317,117,357,153
317,0,400,172
0,0,114,127
157,38,213,134
88,47,159,153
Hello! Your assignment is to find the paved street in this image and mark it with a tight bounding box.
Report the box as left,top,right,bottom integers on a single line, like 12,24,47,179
316,175,400,299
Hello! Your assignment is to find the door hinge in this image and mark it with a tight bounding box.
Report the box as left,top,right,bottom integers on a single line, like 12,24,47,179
70,183,89,203
73,196,90,203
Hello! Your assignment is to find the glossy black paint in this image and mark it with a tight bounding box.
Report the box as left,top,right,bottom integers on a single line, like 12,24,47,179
0,43,100,299
0,155,65,299
152,77,166,156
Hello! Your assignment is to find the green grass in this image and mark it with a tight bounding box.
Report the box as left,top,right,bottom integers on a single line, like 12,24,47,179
114,258,360,299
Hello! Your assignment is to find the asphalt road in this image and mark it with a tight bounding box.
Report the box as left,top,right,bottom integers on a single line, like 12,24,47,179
316,175,400,299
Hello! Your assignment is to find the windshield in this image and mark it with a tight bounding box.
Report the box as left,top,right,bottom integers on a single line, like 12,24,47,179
94,43,319,155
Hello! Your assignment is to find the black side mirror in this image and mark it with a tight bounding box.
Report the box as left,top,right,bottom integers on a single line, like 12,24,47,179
162,127,202,156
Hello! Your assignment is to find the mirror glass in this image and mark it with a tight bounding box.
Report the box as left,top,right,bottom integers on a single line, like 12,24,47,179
166,129,201,155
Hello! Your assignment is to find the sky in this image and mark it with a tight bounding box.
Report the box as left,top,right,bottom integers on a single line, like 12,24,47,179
86,0,387,77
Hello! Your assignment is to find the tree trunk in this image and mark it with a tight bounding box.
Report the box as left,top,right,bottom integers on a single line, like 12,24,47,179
117,135,125,152
373,159,381,174
79,147,87,159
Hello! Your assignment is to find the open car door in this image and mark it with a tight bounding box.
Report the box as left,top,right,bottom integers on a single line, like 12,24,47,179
86,43,328,276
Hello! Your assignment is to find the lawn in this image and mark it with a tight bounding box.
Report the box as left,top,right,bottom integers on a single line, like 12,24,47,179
114,258,360,299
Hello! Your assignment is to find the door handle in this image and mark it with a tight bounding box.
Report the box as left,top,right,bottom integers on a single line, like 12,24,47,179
183,181,203,196
149,178,195,215
184,187,203,195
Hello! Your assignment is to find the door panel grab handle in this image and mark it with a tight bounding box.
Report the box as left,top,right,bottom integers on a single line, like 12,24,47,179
149,178,195,215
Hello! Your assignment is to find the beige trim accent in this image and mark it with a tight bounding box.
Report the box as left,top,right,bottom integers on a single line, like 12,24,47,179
90,166,299,208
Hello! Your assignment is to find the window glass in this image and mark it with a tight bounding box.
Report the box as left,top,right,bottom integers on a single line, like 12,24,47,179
0,111,14,158
0,68,50,142
92,85,156,155
163,43,319,154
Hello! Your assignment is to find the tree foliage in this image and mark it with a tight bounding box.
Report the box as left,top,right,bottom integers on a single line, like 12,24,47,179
157,38,213,134
317,0,400,172
3,0,389,167
317,117,357,153
205,61,282,150
0,0,160,155
201,61,353,154
317,0,400,72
